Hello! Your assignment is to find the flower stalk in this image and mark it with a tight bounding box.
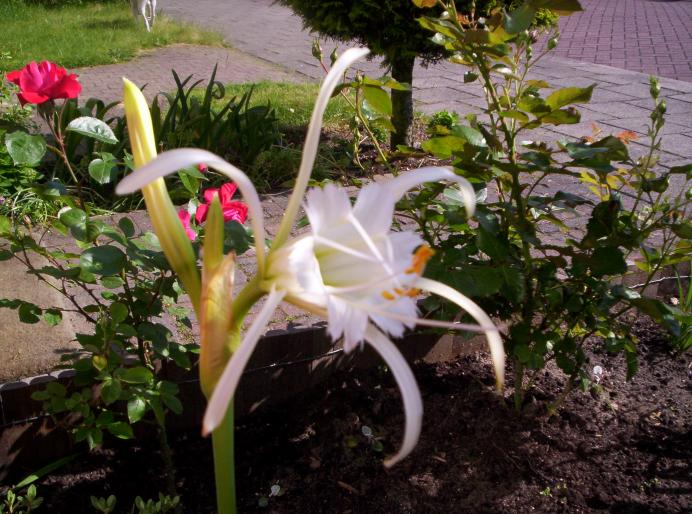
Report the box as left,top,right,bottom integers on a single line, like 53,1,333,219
118,47,505,511
122,78,201,315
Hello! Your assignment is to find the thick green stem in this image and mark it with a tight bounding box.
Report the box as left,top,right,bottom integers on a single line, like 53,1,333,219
207,276,263,514
230,276,264,333
211,404,237,514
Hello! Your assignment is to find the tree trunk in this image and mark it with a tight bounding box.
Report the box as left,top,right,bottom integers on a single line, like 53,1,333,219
390,55,415,149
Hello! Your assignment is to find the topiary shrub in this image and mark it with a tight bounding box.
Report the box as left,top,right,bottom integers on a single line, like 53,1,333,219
278,0,519,148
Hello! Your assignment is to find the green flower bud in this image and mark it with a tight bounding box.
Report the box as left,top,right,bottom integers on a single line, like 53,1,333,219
649,76,660,99
311,40,323,62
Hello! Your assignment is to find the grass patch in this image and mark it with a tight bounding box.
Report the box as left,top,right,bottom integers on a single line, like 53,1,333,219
197,81,356,190
222,82,354,131
0,0,225,72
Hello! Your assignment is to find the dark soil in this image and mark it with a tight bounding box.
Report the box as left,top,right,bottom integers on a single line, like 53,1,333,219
38,318,691,513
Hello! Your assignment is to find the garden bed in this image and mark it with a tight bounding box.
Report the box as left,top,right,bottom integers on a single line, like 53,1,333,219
33,316,690,513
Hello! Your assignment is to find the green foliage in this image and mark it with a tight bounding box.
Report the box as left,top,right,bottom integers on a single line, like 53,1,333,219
1,206,194,449
0,485,42,514
151,67,280,169
91,493,180,514
133,494,180,514
486,0,559,27
0,131,55,221
427,110,460,133
0,56,33,131
408,0,690,410
280,0,526,63
669,262,692,353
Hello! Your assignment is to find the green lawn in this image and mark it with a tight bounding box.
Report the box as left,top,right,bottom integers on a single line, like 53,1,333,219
223,82,354,130
0,0,225,72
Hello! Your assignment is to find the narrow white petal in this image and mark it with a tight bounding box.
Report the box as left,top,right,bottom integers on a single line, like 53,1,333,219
273,47,370,249
304,183,352,233
369,297,417,339
384,166,476,217
416,277,505,389
116,148,267,272
352,183,397,236
313,235,381,264
364,324,422,468
335,295,502,334
202,289,286,435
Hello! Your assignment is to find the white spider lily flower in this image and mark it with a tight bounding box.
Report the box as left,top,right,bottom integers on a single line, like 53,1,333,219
117,47,504,468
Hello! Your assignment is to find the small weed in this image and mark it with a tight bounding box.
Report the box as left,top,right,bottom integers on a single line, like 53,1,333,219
640,477,661,493
426,110,459,133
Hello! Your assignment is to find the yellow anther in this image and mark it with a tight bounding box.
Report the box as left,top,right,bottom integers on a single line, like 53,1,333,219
406,245,435,275
405,288,420,298
381,290,396,301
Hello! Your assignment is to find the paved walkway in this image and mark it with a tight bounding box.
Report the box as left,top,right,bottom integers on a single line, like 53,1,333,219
161,0,692,82
70,0,692,170
551,0,692,83
158,0,692,165
76,45,303,104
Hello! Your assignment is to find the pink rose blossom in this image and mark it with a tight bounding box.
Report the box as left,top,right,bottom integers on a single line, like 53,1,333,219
195,183,248,225
6,61,81,106
178,209,197,241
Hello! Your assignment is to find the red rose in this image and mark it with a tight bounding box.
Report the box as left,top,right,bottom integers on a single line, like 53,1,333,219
195,182,248,225
5,61,81,106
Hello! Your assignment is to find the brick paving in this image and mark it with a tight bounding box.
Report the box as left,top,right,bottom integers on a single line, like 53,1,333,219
549,0,692,83
75,45,303,104
158,0,692,168
162,0,692,82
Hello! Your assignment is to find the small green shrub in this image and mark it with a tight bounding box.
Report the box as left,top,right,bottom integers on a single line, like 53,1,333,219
0,485,42,514
407,0,690,411
91,493,180,514
670,262,692,353
427,110,459,133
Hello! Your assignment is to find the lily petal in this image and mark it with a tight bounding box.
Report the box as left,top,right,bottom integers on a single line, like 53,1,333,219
364,324,422,468
202,288,286,435
272,47,370,249
417,277,505,389
377,166,477,218
117,148,267,273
